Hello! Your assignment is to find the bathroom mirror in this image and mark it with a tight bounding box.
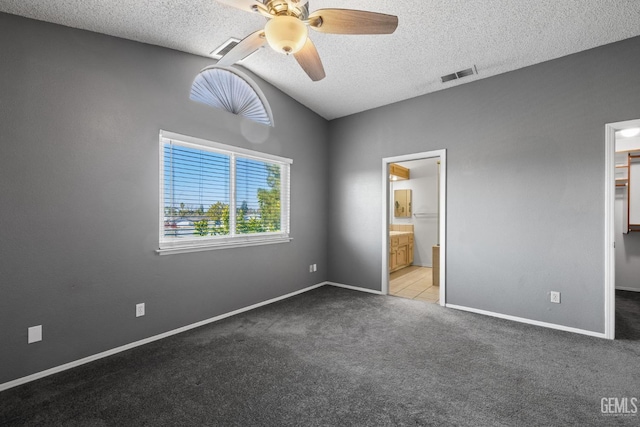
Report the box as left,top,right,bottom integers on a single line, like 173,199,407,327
394,189,412,218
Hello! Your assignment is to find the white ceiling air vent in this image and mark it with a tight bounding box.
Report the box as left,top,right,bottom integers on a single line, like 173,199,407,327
211,38,258,62
441,73,457,83
441,65,477,83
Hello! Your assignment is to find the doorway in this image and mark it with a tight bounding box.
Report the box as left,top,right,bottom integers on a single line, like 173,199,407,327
382,150,446,305
605,119,640,340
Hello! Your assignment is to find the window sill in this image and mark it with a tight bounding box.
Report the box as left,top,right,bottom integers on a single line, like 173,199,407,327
156,236,293,256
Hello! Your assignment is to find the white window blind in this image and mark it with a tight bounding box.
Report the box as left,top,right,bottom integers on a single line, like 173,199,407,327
158,131,291,255
190,66,274,127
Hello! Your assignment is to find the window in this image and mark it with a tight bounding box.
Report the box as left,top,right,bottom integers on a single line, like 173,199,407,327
158,131,291,255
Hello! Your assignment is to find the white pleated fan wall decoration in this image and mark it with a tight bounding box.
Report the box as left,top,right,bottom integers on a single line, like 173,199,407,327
190,66,274,127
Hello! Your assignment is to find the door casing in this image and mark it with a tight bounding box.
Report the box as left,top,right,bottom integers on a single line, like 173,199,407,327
382,150,447,304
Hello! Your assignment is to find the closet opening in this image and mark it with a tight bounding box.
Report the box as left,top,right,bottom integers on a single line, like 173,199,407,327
605,119,640,339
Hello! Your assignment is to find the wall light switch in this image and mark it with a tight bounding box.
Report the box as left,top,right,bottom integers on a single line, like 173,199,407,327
313,264,317,272
28,325,42,343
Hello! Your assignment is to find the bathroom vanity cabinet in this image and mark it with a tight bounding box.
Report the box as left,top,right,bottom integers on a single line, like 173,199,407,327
389,231,414,272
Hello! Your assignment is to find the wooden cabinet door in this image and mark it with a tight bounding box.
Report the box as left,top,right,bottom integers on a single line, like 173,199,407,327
396,244,407,267
389,233,414,272
408,235,414,265
390,248,397,271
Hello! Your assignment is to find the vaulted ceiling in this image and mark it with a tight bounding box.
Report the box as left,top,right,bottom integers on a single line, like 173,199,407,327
2,0,639,120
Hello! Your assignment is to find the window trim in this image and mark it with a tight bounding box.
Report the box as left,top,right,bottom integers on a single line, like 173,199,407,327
156,130,292,255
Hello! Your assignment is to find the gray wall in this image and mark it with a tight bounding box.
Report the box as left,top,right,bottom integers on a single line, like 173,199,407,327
3,11,640,386
0,13,328,384
327,36,640,334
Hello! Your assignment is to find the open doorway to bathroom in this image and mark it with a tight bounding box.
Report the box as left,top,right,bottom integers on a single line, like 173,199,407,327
382,150,446,305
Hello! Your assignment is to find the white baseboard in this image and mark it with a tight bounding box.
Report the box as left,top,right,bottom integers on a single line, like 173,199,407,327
445,303,607,339
324,281,384,295
616,287,640,292
2,282,612,392
0,282,326,392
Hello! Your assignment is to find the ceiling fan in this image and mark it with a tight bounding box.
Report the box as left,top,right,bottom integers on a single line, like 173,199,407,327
214,0,398,81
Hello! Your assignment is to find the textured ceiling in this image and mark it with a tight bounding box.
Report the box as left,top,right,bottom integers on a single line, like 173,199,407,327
1,0,639,120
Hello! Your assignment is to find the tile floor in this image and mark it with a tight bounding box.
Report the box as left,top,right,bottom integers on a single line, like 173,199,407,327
389,265,439,304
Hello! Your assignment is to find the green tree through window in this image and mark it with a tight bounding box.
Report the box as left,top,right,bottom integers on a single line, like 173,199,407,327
257,164,281,232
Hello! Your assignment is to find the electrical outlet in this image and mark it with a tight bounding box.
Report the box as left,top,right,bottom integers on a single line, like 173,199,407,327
550,291,561,304
136,303,145,317
309,264,313,273
313,264,317,272
28,325,42,343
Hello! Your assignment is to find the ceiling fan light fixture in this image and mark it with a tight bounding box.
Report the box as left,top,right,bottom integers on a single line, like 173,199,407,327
213,0,398,81
264,15,308,55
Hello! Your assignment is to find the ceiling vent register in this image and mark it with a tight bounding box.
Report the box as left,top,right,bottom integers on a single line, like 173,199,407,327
441,66,477,83
211,38,258,62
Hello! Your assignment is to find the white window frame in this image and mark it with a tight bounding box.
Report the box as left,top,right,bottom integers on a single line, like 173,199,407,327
157,130,292,255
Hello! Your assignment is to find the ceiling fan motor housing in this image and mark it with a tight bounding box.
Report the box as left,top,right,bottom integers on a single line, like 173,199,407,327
264,0,309,19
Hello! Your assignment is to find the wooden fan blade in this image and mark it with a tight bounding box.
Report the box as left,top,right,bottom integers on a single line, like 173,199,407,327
294,38,326,81
217,29,266,66
308,9,398,35
214,0,268,14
